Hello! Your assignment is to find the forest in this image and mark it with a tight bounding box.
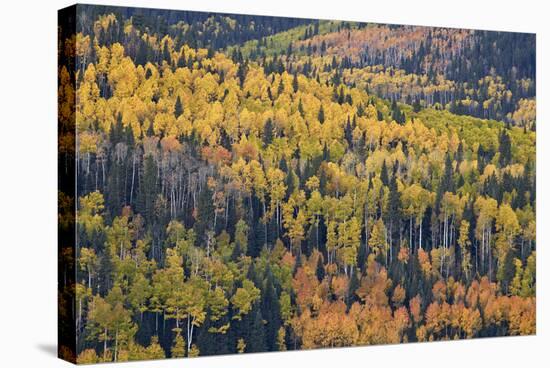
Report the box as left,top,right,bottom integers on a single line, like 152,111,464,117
58,5,536,363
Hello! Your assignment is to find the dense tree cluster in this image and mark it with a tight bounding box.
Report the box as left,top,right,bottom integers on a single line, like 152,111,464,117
77,5,310,57
290,25,535,127
59,8,536,363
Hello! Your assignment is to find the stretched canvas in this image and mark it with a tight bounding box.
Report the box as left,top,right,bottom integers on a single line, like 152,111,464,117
58,4,536,364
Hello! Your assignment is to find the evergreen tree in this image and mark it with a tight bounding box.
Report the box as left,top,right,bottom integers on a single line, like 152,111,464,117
413,98,422,113
162,42,171,64
380,160,389,186
386,174,401,247
284,169,295,200
237,61,247,87
261,270,282,351
196,313,231,356
246,307,267,353
347,270,360,307
105,160,123,218
344,116,354,148
263,118,274,147
318,104,325,124
124,124,134,147
137,154,157,226
277,77,285,96
316,255,325,282
499,130,512,167
174,95,183,118
194,184,215,244
441,153,455,193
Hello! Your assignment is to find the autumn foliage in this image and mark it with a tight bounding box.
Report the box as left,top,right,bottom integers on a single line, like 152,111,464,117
58,6,535,363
